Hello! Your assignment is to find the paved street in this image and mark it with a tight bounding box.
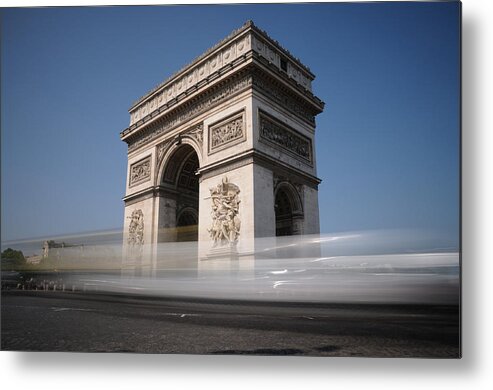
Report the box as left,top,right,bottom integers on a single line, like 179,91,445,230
1,291,460,357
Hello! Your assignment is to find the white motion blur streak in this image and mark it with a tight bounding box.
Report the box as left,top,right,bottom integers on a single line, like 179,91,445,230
91,252,458,304
7,229,459,304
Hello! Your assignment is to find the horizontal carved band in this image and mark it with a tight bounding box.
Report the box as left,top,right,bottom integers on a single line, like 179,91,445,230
259,111,312,164
129,33,251,126
128,21,318,127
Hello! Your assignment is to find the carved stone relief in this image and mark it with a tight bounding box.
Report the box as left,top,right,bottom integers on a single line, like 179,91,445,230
209,112,245,153
129,156,151,187
127,209,144,258
259,111,312,164
156,139,174,168
185,123,204,146
207,177,241,247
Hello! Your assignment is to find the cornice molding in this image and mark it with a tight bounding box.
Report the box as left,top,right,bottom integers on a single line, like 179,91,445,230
125,21,320,129
122,65,324,154
130,21,254,110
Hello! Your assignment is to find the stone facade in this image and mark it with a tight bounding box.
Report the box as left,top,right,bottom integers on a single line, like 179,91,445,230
121,21,324,271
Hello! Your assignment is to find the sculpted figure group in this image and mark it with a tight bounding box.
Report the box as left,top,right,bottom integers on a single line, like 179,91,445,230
130,158,151,186
208,177,241,247
211,117,243,150
127,209,144,257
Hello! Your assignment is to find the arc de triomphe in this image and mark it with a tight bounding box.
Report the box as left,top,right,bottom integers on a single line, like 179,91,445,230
121,21,324,274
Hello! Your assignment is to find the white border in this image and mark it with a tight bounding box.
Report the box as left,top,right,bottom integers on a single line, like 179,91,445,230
2,0,493,389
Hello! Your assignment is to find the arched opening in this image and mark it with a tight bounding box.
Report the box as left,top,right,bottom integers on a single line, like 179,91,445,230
275,188,294,236
176,208,198,242
161,144,200,242
275,183,303,237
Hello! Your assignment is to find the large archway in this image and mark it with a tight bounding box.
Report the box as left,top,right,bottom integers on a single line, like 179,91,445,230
161,143,200,242
274,183,304,237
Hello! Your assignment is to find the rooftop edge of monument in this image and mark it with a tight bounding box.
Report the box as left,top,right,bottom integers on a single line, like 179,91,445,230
129,20,315,111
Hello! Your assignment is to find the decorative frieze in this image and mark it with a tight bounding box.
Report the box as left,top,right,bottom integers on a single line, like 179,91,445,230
129,156,151,187
129,34,251,126
209,111,245,154
259,111,312,164
207,177,241,247
127,74,252,152
125,21,320,133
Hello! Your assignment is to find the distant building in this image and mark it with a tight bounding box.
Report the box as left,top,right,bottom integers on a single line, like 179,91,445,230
42,240,84,260
25,255,42,264
42,240,66,258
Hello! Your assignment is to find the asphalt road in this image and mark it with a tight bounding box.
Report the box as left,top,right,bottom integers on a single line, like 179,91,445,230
1,291,460,357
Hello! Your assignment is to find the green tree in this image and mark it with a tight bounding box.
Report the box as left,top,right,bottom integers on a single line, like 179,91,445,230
1,248,26,270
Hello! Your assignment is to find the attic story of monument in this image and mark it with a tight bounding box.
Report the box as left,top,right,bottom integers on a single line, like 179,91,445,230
120,21,325,266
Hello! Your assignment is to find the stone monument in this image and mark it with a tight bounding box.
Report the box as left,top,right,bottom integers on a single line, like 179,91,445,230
120,21,324,273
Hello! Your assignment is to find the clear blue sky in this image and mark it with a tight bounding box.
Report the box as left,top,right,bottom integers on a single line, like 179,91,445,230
1,2,460,246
